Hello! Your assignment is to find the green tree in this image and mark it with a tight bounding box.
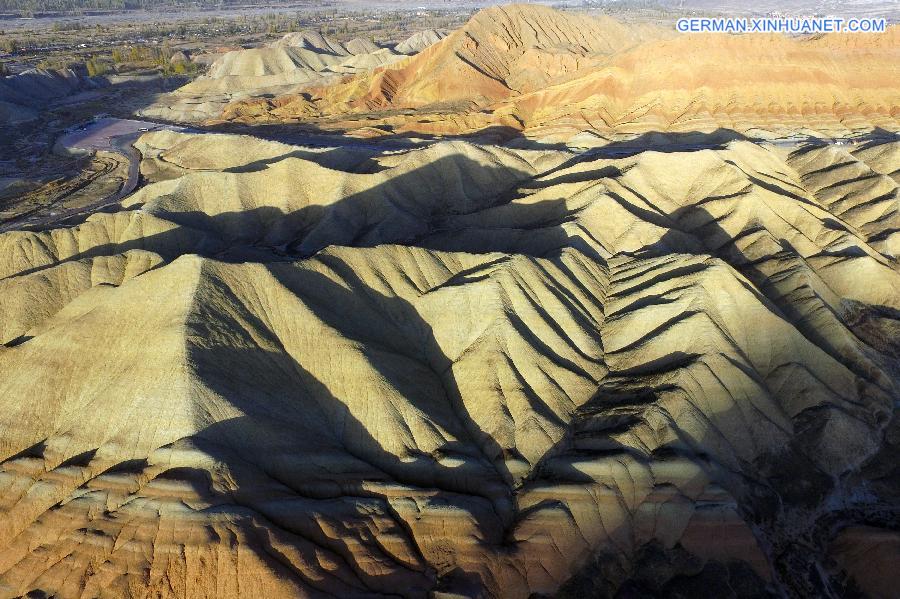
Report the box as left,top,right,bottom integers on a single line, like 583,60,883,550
85,58,108,77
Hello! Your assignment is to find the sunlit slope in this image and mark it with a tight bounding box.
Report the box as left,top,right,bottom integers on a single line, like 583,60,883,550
139,29,409,123
342,3,658,107
222,5,899,141
507,28,900,139
0,132,897,598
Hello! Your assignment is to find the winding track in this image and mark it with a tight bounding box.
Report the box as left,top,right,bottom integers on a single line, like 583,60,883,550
0,119,183,233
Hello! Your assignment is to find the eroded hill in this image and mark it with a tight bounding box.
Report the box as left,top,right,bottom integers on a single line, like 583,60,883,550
214,4,899,143
0,129,898,598
139,28,433,123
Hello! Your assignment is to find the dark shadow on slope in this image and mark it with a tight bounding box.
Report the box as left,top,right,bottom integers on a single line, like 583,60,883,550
186,364,444,597
206,121,761,155
9,127,896,597
1,123,817,240
181,267,523,595
508,351,788,598
0,148,604,587
220,146,393,175
161,132,900,598
579,128,756,158
786,127,900,160
542,329,889,597
622,202,900,598
649,202,898,392
203,120,436,151
853,126,900,151
0,152,626,589
1,150,604,284
153,151,780,596
270,261,518,520
556,540,778,599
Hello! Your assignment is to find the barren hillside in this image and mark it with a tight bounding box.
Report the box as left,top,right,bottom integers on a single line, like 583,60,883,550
216,5,899,142
0,129,897,598
1,3,899,598
140,29,409,123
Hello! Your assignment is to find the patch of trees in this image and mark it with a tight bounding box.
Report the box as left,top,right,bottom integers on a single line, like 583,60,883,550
0,38,19,52
109,44,198,76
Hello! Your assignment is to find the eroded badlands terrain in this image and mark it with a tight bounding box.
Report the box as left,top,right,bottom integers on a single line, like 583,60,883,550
214,4,900,143
1,128,898,598
1,3,899,599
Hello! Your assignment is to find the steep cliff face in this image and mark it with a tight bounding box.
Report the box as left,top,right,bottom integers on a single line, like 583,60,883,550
0,131,897,598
